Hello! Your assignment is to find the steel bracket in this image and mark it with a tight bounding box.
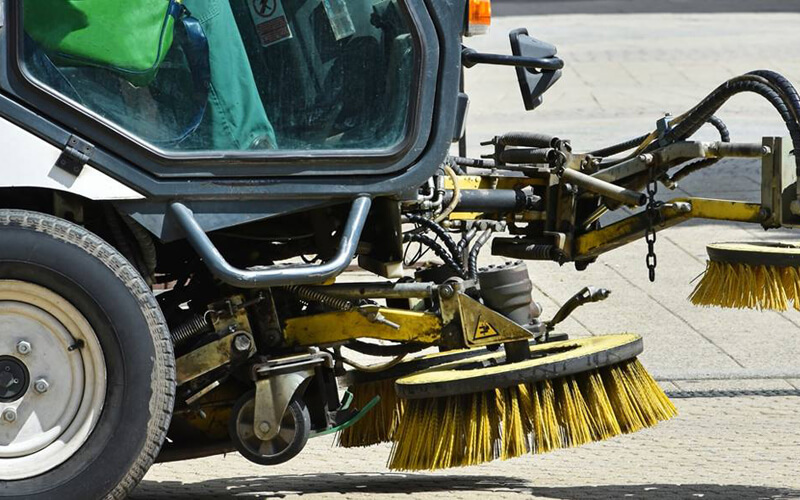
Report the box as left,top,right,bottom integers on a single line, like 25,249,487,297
253,368,314,441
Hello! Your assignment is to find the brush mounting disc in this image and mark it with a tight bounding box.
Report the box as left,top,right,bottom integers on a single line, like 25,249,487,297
707,242,800,267
340,342,529,387
395,334,643,399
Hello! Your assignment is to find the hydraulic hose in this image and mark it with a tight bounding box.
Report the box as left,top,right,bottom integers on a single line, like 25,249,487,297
467,228,493,280
589,132,650,158
404,213,459,261
403,232,466,278
660,77,800,177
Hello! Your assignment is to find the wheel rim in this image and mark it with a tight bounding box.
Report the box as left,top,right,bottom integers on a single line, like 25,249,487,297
234,398,298,458
0,280,106,480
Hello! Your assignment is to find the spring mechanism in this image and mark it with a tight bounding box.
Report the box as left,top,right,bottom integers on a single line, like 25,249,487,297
171,313,214,347
284,285,353,311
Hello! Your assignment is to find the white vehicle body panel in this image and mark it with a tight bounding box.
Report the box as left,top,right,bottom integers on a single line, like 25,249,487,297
0,117,144,200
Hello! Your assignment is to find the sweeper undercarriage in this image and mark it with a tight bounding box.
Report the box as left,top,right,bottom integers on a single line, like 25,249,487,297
2,1,800,498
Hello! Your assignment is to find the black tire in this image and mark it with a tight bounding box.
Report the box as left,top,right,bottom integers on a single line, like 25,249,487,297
229,390,311,466
0,210,175,500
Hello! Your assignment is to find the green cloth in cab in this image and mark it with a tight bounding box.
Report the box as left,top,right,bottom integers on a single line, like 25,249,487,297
184,0,277,150
23,0,177,86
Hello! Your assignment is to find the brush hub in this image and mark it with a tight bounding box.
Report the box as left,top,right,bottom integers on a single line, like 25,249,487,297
707,241,800,267
395,333,643,399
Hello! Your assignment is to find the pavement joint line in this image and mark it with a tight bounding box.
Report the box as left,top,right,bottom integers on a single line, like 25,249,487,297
665,388,800,398
602,262,747,368
662,234,704,265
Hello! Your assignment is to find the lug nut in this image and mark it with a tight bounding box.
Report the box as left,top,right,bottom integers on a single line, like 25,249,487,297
2,408,17,423
233,334,252,353
16,341,31,355
34,379,50,394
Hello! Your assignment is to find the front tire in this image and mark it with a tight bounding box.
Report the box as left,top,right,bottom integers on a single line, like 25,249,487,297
0,210,175,500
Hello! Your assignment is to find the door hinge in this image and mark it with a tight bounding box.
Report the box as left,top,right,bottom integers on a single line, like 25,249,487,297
55,135,94,176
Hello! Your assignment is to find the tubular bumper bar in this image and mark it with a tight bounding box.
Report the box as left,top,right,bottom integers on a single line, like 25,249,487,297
169,196,372,288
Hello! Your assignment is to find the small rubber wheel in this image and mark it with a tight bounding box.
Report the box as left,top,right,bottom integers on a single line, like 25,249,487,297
229,390,310,466
0,210,175,500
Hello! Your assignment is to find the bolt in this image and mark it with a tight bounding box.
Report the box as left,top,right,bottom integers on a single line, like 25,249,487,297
258,421,271,434
2,408,16,423
233,334,252,353
16,341,31,355
34,379,50,394
638,154,654,165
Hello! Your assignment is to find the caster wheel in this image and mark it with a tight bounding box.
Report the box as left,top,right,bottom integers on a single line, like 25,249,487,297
229,390,310,466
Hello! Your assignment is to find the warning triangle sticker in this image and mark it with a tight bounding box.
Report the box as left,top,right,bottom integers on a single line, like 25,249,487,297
473,315,500,340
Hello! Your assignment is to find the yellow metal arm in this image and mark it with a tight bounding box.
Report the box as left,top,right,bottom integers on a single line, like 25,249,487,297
283,308,443,346
575,197,764,259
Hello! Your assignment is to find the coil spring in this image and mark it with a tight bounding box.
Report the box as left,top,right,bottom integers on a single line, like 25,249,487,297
171,313,213,347
285,285,353,311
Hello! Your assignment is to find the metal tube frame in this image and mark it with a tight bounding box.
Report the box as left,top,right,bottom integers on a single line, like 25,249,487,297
170,196,372,288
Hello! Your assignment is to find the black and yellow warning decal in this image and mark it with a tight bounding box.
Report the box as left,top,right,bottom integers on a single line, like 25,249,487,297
473,315,500,340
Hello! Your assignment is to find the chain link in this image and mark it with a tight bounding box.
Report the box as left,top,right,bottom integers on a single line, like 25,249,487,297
645,170,660,282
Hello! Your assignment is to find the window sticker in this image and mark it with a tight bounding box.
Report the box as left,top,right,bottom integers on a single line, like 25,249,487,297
247,0,293,47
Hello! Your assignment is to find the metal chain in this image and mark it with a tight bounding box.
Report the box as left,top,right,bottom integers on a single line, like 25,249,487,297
645,170,660,282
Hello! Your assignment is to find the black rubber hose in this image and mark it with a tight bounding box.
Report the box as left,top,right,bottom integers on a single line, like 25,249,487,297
748,70,800,123
494,132,557,148
403,233,466,278
467,229,492,280
404,214,460,260
588,132,650,158
661,78,800,176
671,115,731,183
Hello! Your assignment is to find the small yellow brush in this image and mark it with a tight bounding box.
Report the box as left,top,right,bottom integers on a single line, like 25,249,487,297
387,334,676,471
690,242,800,311
337,346,502,448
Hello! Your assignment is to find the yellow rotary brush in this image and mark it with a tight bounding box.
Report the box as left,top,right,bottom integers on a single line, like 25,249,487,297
690,242,800,311
387,334,676,471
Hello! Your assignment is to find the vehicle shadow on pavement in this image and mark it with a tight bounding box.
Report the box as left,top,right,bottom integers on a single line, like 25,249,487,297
133,473,527,498
133,475,800,499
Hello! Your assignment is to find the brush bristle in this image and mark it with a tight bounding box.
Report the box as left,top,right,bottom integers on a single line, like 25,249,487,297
337,379,404,447
690,261,800,311
387,358,676,471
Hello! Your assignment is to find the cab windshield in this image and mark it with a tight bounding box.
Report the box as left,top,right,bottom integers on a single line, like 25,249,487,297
22,0,417,153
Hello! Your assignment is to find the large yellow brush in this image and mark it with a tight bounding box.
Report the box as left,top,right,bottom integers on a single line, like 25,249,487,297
690,242,800,311
387,334,675,471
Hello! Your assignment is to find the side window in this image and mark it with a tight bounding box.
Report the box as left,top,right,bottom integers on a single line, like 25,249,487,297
21,0,417,153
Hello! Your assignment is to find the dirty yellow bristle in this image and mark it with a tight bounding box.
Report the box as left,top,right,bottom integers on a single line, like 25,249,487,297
337,379,404,447
387,358,676,471
690,260,800,311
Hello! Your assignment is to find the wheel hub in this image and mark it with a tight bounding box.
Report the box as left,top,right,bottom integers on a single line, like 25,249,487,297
0,356,29,403
0,281,106,480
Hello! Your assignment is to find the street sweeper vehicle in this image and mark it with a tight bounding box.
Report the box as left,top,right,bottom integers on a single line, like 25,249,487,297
1,0,800,498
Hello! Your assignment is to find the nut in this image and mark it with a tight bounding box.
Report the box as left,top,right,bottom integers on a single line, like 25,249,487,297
258,421,271,434
16,341,31,355
232,334,252,353
2,408,17,423
34,379,50,394
439,284,455,299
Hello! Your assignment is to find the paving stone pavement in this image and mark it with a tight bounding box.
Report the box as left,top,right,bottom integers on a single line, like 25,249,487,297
138,11,800,500
135,391,800,499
